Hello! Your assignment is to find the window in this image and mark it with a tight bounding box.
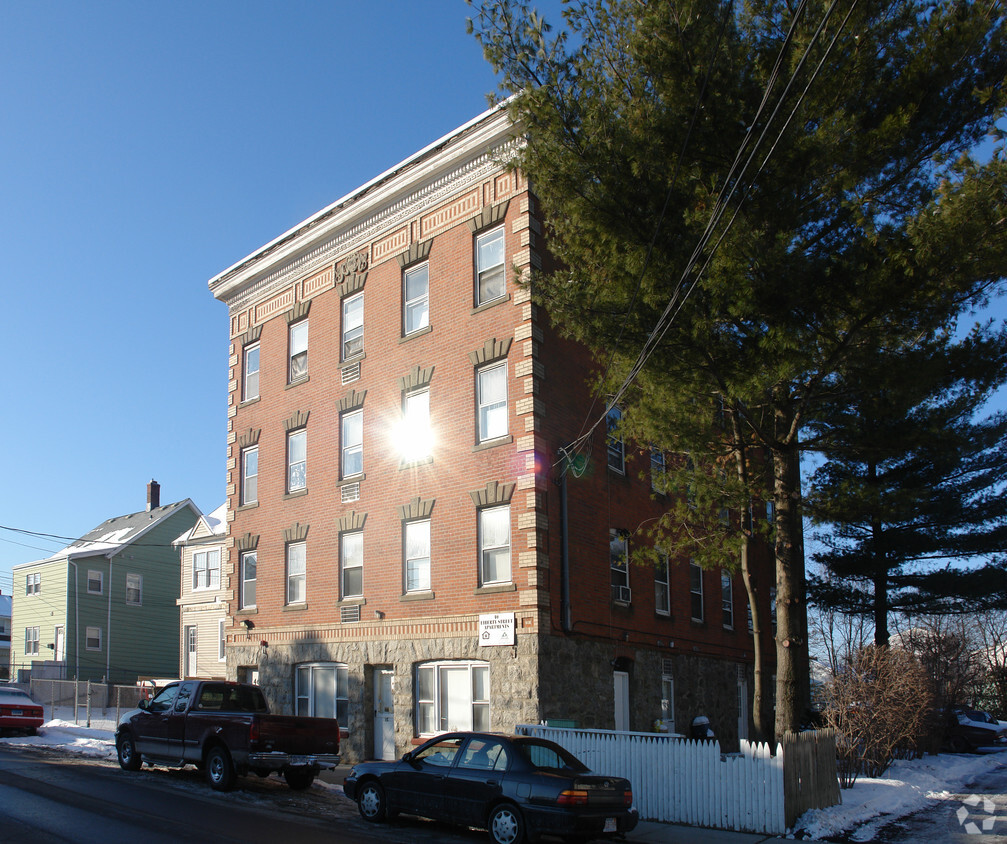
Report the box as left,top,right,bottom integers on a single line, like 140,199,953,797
240,550,257,609
477,363,507,442
296,662,349,724
342,293,364,360
690,563,704,622
25,572,40,595
218,619,226,661
287,541,306,604
479,506,511,585
24,626,39,655
610,529,629,602
475,227,505,305
341,532,363,598
87,570,103,595
126,573,142,605
416,661,490,734
721,571,734,629
651,447,666,492
404,519,431,593
403,263,429,335
85,626,102,651
398,389,432,463
287,429,306,492
243,342,260,401
193,549,221,590
341,410,363,478
655,553,670,616
606,405,625,473
241,446,258,505
288,319,308,382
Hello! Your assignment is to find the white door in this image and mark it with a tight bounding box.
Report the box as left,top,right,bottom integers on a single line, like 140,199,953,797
185,626,197,677
54,626,65,663
373,668,395,760
738,675,750,742
440,666,471,731
614,671,630,731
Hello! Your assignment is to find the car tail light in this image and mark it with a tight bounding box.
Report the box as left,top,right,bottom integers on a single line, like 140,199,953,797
249,720,259,745
557,790,589,806
623,790,633,806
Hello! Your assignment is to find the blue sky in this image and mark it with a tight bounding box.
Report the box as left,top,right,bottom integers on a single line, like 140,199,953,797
0,0,542,594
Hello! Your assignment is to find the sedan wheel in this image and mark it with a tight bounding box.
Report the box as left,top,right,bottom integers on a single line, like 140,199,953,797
357,781,388,823
488,803,525,844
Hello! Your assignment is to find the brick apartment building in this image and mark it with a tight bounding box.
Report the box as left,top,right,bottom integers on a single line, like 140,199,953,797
208,103,775,763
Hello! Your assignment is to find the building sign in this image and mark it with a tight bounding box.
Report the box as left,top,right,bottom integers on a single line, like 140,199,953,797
478,612,515,646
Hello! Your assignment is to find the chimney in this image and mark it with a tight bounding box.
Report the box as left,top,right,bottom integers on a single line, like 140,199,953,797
147,479,160,511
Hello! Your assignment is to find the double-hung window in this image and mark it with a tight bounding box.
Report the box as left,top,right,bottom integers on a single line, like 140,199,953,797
477,363,507,442
721,571,734,629
240,550,257,609
690,562,704,622
341,411,363,478
342,293,364,360
479,506,511,585
193,549,220,590
25,572,40,595
126,573,142,605
86,626,102,651
400,389,431,463
287,541,306,604
288,320,308,382
241,446,258,505
296,662,349,724
287,429,306,493
475,227,505,305
610,529,630,602
243,342,260,400
403,263,429,335
25,626,39,655
416,661,490,734
404,519,431,593
87,570,103,595
606,405,625,473
655,553,670,615
341,532,363,598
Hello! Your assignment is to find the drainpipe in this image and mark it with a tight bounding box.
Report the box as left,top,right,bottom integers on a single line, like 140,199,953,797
106,557,113,682
67,560,79,681
558,447,572,634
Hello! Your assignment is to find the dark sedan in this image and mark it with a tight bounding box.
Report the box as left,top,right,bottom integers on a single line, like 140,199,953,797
0,686,44,736
343,731,637,844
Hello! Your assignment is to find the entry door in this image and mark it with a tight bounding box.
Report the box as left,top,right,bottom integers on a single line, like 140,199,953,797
54,626,65,664
184,626,197,677
373,668,395,760
614,671,630,731
738,674,750,742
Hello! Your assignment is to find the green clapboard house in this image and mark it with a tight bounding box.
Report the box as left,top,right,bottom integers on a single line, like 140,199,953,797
11,481,200,684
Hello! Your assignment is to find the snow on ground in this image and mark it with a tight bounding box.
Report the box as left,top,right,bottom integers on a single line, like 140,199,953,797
795,750,1007,841
0,719,117,761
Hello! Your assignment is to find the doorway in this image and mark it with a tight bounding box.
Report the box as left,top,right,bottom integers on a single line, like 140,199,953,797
373,667,395,760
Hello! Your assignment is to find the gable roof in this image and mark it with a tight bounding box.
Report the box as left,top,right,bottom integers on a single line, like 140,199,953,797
174,502,227,545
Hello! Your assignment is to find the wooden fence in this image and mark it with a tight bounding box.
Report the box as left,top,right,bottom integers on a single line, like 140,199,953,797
516,724,840,834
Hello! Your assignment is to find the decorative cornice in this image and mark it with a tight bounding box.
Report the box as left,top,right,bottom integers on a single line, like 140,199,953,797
395,239,432,269
397,497,436,521
469,337,513,366
283,410,310,432
468,200,510,234
286,300,310,323
398,365,435,392
237,428,261,449
235,533,259,552
337,390,367,413
469,481,516,508
337,511,367,533
284,523,309,543
337,251,369,297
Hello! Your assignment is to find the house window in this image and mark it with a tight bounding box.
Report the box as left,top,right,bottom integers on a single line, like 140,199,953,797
399,389,432,463
287,541,306,604
404,519,431,593
477,362,507,442
240,550,256,609
721,571,734,629
606,405,625,473
193,549,220,590
25,572,40,595
341,410,363,479
416,660,490,735
25,627,39,656
243,342,260,401
342,293,364,360
655,553,670,616
341,531,363,599
475,227,505,305
690,562,704,622
287,429,307,492
288,319,308,382
85,626,102,651
661,672,675,733
241,446,258,505
296,662,349,724
403,263,429,335
610,529,629,602
87,570,103,595
479,506,511,585
651,447,666,492
218,619,226,661
126,573,142,605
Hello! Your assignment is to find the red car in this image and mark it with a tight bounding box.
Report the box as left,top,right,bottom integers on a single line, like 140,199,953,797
0,686,44,736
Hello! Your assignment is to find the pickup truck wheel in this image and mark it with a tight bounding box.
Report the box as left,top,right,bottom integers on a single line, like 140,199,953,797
357,780,388,822
205,746,236,791
117,733,142,772
283,768,315,790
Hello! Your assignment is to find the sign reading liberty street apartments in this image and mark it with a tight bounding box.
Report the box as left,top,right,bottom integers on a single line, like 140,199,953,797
478,613,515,646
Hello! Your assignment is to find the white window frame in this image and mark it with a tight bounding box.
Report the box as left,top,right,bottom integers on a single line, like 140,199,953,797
404,519,431,593
341,410,363,479
655,553,670,616
241,445,258,505
651,447,666,492
415,660,490,735
240,550,256,610
690,562,704,622
85,626,102,651
610,529,629,598
288,319,308,383
87,570,103,595
192,549,221,591
218,619,226,662
287,429,307,493
400,389,432,463
342,293,364,360
26,572,40,595
125,573,142,605
478,505,511,586
606,405,625,473
243,342,260,401
475,227,505,306
721,570,734,630
296,662,349,724
477,362,508,443
403,262,429,335
341,531,363,599
287,541,306,605
25,626,39,655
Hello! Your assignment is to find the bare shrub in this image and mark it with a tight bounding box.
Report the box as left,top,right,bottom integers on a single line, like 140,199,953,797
822,646,932,788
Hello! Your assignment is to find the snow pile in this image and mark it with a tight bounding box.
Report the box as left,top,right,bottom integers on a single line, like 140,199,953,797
796,751,1007,840
0,719,117,760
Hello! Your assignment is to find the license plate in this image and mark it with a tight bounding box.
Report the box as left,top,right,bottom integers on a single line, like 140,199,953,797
11,710,22,717
604,818,617,833
289,756,309,766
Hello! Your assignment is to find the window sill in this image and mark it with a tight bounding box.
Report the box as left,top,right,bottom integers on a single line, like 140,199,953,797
471,293,511,315
283,603,309,612
340,474,365,486
235,608,258,616
283,489,308,500
473,435,513,453
475,583,516,595
399,457,433,469
285,375,310,390
341,352,366,368
338,597,366,606
235,501,258,511
611,600,632,610
690,619,706,627
400,326,432,343
238,397,260,409
400,590,435,602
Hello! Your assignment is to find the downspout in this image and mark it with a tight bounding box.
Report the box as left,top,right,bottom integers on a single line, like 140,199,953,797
67,560,79,681
106,557,113,681
558,447,572,634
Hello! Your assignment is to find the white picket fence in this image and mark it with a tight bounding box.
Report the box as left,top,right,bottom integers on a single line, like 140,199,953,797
516,724,787,834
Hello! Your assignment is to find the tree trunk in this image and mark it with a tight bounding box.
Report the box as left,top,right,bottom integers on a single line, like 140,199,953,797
868,461,890,647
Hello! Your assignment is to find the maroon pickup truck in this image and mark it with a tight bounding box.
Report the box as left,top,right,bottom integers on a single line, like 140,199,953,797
115,680,342,792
